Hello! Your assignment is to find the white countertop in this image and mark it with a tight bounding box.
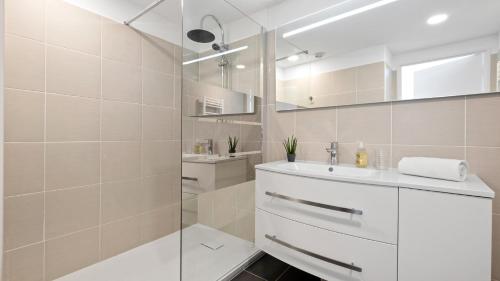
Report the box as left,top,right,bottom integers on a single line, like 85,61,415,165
256,161,495,198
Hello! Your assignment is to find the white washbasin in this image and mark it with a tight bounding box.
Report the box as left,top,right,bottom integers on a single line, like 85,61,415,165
276,162,376,178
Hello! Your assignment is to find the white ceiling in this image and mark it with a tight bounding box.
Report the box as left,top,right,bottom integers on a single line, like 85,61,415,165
277,0,500,66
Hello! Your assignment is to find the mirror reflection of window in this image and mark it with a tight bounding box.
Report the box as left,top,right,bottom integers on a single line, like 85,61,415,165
400,53,491,100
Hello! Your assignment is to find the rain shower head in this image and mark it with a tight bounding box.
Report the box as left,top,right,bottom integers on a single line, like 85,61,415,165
187,14,225,45
187,29,215,43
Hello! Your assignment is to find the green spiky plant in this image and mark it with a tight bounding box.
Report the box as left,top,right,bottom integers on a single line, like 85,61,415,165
228,136,239,154
283,135,298,162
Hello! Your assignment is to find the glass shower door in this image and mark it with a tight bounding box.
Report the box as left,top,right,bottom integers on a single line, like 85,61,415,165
181,0,264,280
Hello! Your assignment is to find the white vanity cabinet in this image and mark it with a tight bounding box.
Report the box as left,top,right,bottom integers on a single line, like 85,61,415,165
255,161,494,281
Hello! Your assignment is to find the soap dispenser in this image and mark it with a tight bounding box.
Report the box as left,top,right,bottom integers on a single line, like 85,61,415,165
355,141,368,168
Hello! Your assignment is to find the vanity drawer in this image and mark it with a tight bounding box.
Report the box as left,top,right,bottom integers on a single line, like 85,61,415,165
256,170,398,244
256,209,397,281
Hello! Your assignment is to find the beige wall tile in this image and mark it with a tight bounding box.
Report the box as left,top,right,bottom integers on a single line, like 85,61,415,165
356,62,385,91
235,211,255,242
172,109,182,141
102,101,141,141
102,59,142,103
393,145,465,168
265,106,295,142
101,142,141,182
140,206,176,243
393,98,465,146
46,0,101,55
5,194,44,250
142,35,175,74
467,147,500,214
143,70,174,107
46,94,100,141
47,46,101,98
143,106,173,141
45,185,100,239
141,174,173,212
296,142,332,163
101,179,141,223
338,103,391,144
3,243,44,281
102,19,141,65
46,142,100,190
213,188,237,229
45,228,100,280
142,141,175,176
466,94,500,147
197,192,214,226
357,88,385,104
295,108,336,143
493,215,500,280
5,143,44,196
101,217,140,259
337,143,391,167
5,89,44,142
5,35,45,91
240,124,262,143
5,0,44,41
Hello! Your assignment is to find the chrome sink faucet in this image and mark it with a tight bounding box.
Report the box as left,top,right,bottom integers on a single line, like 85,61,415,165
325,142,338,165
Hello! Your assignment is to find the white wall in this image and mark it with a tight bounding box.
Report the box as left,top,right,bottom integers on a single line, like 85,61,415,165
64,0,182,45
401,52,490,99
392,35,499,69
280,45,387,80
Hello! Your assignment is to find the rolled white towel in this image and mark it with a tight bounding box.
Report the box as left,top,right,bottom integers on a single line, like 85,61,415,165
398,157,468,182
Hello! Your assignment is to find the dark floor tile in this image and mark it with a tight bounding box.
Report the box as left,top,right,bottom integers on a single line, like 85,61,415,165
277,267,321,281
232,271,265,281
246,254,289,280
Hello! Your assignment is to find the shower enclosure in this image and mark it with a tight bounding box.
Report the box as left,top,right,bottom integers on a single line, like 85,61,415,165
2,0,263,280
181,0,264,280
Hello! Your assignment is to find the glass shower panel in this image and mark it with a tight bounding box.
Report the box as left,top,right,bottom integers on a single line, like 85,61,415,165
181,0,264,280
2,0,182,280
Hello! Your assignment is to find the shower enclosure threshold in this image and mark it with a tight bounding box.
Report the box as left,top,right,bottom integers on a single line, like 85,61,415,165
55,224,259,281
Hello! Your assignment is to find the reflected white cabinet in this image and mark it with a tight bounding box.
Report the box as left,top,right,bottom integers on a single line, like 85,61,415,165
255,168,493,281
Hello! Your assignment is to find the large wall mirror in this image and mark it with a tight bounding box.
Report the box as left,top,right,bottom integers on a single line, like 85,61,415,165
275,0,500,111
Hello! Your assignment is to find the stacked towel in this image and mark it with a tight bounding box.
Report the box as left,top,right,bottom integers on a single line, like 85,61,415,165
398,157,468,182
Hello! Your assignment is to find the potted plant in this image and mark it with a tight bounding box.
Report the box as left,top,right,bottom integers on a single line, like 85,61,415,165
228,136,239,157
283,135,298,162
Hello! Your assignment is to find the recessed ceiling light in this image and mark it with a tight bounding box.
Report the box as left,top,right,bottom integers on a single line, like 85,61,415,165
282,0,401,38
427,14,448,25
287,55,299,62
236,64,246,69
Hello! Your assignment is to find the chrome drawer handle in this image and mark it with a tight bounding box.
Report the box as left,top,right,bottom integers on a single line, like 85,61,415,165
265,234,362,272
182,176,198,182
265,191,363,215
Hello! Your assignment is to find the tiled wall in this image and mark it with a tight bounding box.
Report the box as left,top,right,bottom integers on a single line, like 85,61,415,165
277,62,387,107
3,0,181,280
263,32,500,281
197,181,256,242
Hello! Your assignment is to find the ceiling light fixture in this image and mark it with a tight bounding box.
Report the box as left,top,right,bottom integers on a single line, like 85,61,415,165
426,14,449,25
183,46,248,65
282,0,400,38
236,64,246,69
287,55,299,62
